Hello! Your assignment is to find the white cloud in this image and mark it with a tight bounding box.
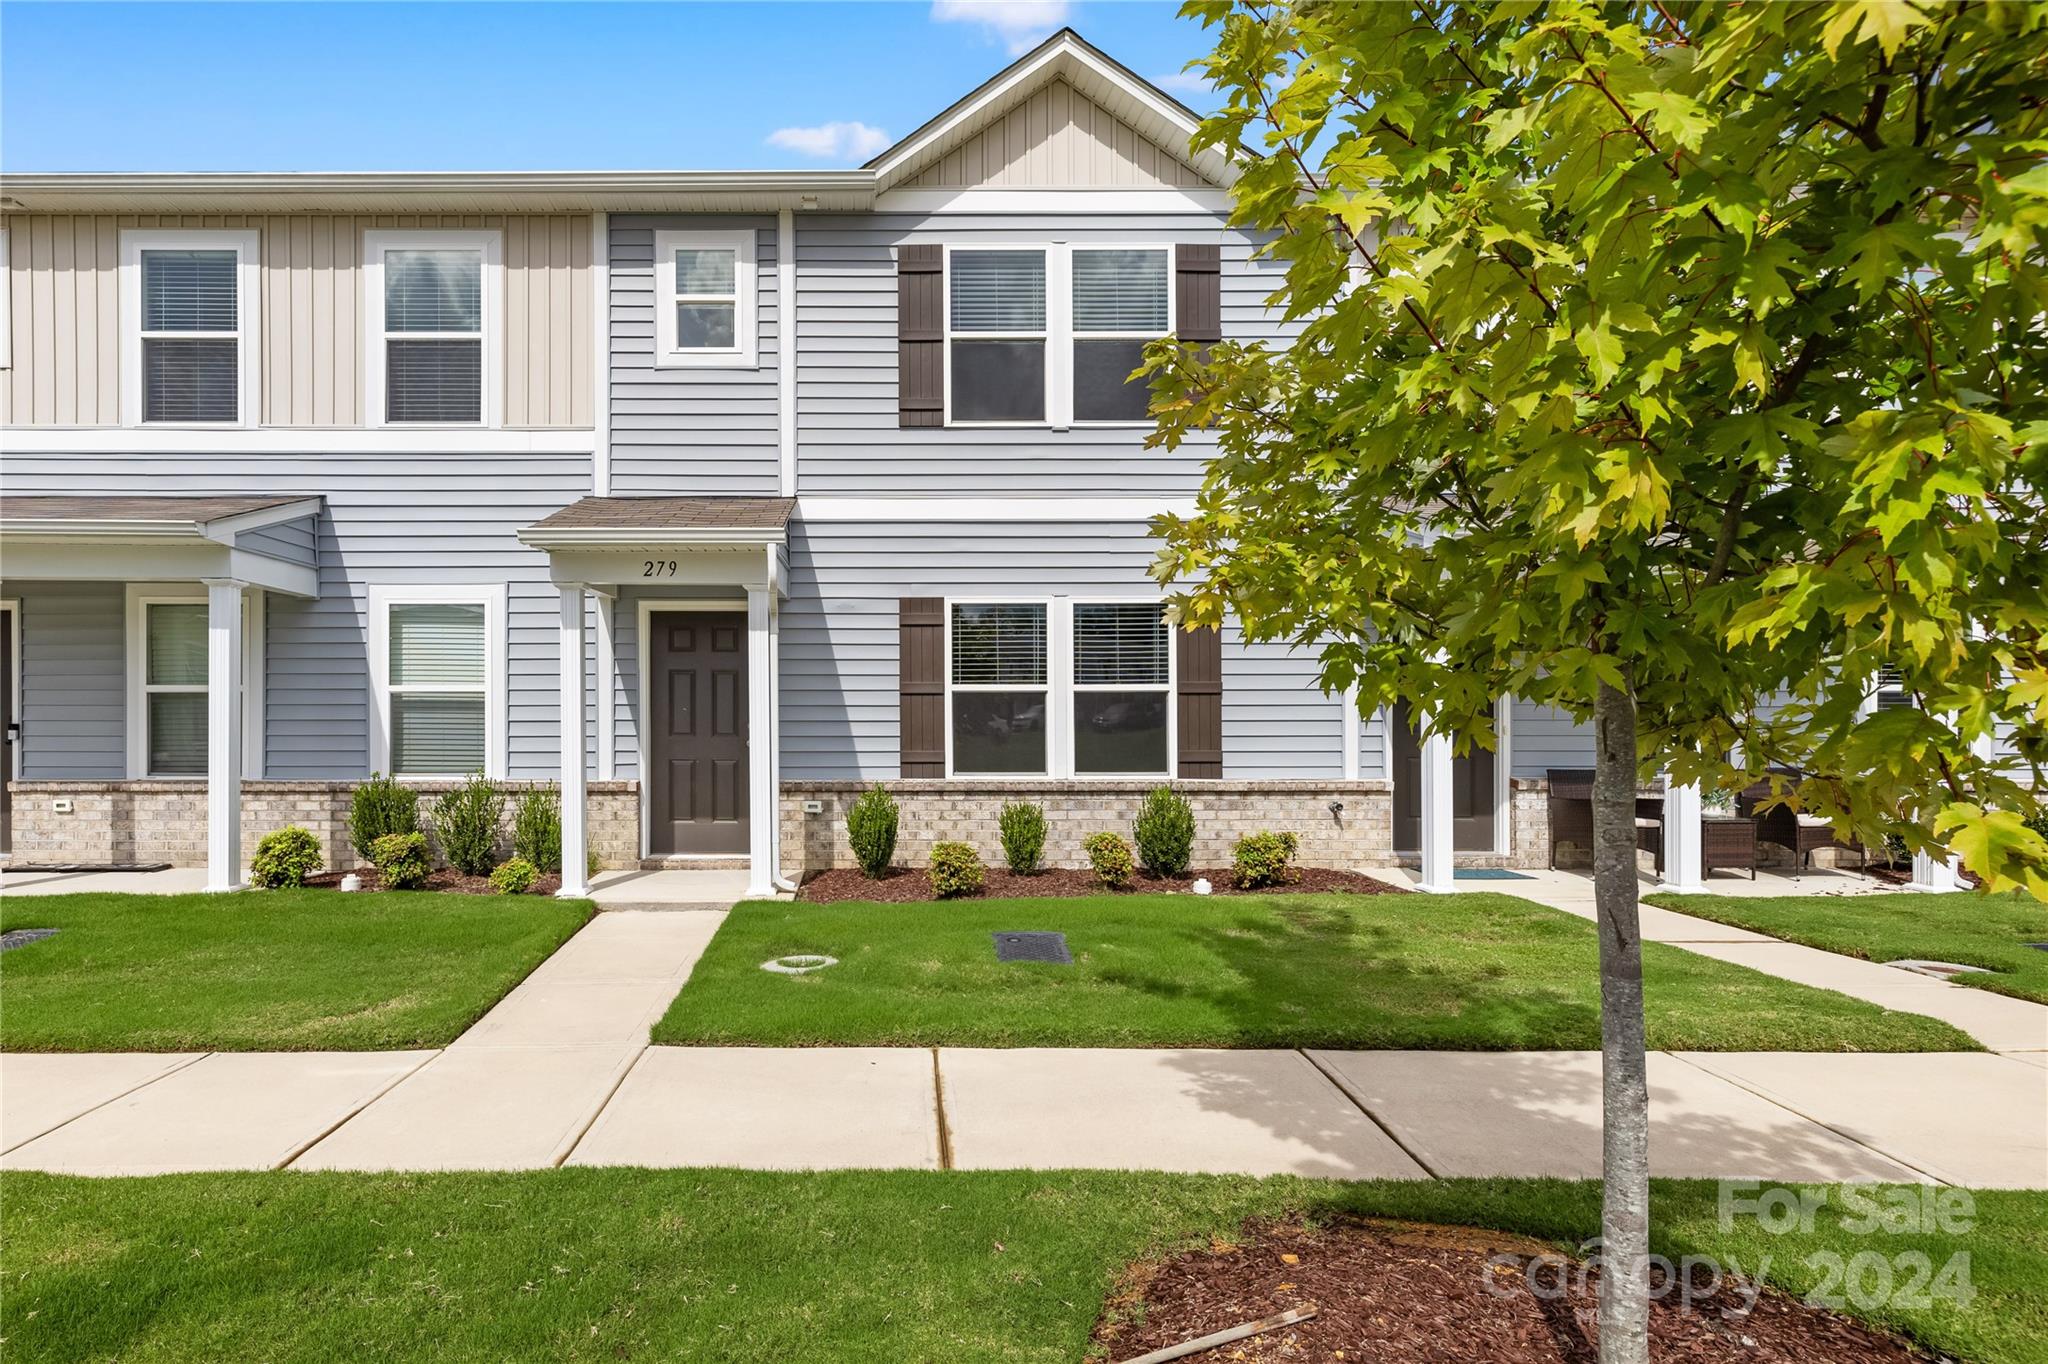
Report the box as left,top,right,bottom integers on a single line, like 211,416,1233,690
930,0,1072,56
1151,69,1213,96
766,121,893,162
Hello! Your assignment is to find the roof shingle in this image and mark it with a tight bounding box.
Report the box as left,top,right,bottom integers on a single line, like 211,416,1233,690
525,496,797,533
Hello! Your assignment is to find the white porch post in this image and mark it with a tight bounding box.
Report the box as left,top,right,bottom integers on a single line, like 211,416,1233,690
745,584,775,898
767,596,784,888
202,579,245,893
1910,845,1964,893
1417,722,1456,894
1661,779,1705,892
558,587,590,898
595,593,616,781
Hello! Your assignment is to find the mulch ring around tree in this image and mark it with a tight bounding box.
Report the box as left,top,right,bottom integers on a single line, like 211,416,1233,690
1090,1218,1930,1364
796,865,1411,903
301,867,564,896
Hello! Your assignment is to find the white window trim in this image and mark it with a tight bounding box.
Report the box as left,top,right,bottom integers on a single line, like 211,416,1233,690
943,595,1058,779
1068,596,1176,779
1,226,11,370
367,583,508,779
1069,244,1175,428
939,242,1173,431
119,229,261,428
940,595,1178,781
363,230,503,429
653,229,758,369
123,585,264,780
2,597,20,780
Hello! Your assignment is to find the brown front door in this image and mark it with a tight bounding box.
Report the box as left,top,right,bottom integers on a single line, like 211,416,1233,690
648,611,748,855
1391,700,1498,853
1,607,12,855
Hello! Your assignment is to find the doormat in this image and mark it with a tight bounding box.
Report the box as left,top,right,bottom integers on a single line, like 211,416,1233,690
6,863,173,873
0,928,60,953
993,931,1072,964
1453,868,1534,881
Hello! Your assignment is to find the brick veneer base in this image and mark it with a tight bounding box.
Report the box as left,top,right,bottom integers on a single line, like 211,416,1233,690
779,780,1398,877
4,780,642,872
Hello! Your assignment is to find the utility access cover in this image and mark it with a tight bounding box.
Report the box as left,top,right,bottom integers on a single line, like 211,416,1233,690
993,931,1071,964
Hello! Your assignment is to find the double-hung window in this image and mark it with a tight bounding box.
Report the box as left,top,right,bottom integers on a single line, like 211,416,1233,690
1071,248,1170,423
947,249,1048,424
1072,602,1172,774
942,244,1171,426
367,231,500,426
371,587,505,779
140,600,209,776
948,602,1049,775
654,230,757,367
122,230,259,426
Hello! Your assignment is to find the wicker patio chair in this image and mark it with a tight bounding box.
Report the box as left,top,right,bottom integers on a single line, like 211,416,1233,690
1739,774,1866,875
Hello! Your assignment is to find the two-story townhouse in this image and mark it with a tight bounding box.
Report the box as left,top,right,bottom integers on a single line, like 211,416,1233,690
3,30,1694,897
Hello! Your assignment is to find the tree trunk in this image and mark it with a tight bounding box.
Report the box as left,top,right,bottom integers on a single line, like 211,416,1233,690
1593,680,1650,1364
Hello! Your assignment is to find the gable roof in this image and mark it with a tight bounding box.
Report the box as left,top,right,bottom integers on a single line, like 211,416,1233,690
866,28,1233,191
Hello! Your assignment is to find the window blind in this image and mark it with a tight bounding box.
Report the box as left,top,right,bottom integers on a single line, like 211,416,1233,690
386,340,482,423
143,339,238,423
1074,603,1169,685
385,250,482,332
676,247,736,295
147,604,209,686
950,603,1047,685
148,693,209,776
391,694,487,775
390,604,485,684
143,251,237,332
950,251,1046,332
1073,249,1168,332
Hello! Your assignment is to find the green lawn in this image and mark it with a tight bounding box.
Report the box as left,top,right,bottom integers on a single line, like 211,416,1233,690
651,893,1975,1051
1,1170,2038,1363
0,891,591,1051
1648,890,2048,1005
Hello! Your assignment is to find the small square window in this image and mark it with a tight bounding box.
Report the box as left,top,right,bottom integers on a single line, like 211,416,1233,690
656,231,756,367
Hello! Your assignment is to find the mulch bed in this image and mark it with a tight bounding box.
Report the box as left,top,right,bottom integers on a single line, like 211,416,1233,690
1091,1218,1930,1364
797,865,1410,903
301,867,563,897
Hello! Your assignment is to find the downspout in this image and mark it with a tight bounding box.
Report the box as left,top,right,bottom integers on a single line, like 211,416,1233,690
777,207,797,497
591,210,611,497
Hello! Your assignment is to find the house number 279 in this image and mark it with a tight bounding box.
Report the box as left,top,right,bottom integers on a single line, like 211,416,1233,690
643,560,678,578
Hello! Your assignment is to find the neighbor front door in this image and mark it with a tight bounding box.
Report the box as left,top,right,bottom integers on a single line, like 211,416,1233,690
648,611,748,856
0,607,12,855
1391,699,1498,854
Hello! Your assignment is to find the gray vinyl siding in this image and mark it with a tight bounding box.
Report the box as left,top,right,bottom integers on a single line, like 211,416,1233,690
1510,698,1595,779
793,212,1287,496
760,518,1339,781
235,514,319,569
15,581,126,779
2,454,588,781
608,215,782,496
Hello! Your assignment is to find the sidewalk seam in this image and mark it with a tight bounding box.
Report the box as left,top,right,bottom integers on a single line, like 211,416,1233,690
930,1048,955,1171
556,1045,654,1167
0,1051,212,1155
1662,1051,1952,1186
277,1051,439,1171
1297,1049,1439,1179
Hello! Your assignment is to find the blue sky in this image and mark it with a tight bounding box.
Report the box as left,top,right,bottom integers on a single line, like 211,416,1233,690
0,1,1219,172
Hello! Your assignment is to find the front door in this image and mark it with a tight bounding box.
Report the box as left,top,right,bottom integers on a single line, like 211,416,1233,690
648,611,748,855
1,607,12,855
1391,700,1498,853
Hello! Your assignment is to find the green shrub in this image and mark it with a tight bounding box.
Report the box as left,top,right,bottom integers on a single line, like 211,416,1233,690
349,773,419,862
846,783,899,878
1084,831,1136,890
250,825,323,889
928,841,986,898
997,801,1046,874
370,832,431,890
432,771,504,877
489,856,541,895
1232,831,1300,889
1133,786,1196,876
513,783,563,872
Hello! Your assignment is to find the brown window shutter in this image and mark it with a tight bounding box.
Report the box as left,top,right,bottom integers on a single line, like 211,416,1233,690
1176,625,1223,778
898,244,945,428
899,597,946,776
1175,244,1222,344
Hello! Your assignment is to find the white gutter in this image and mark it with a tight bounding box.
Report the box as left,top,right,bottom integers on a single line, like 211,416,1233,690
777,207,797,497
591,211,611,498
515,526,790,550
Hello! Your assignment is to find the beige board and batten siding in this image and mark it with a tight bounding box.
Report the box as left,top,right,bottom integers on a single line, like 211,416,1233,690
901,79,1207,189
1,213,592,427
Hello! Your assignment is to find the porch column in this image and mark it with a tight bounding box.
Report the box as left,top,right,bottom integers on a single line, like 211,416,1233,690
1910,845,1963,893
745,585,774,898
767,596,783,888
558,587,589,898
1417,722,1456,893
202,579,245,893
1661,779,1705,892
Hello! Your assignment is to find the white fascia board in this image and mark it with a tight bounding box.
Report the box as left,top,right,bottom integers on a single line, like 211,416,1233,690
515,526,789,550
0,170,877,214
795,496,1196,523
0,538,317,597
200,497,328,543
876,188,1235,214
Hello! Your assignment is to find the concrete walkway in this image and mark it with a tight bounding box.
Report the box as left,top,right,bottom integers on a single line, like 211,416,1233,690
5,909,2044,1186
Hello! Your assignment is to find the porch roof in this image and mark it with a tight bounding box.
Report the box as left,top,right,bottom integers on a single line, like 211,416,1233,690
517,496,796,549
0,494,323,596
0,494,317,538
